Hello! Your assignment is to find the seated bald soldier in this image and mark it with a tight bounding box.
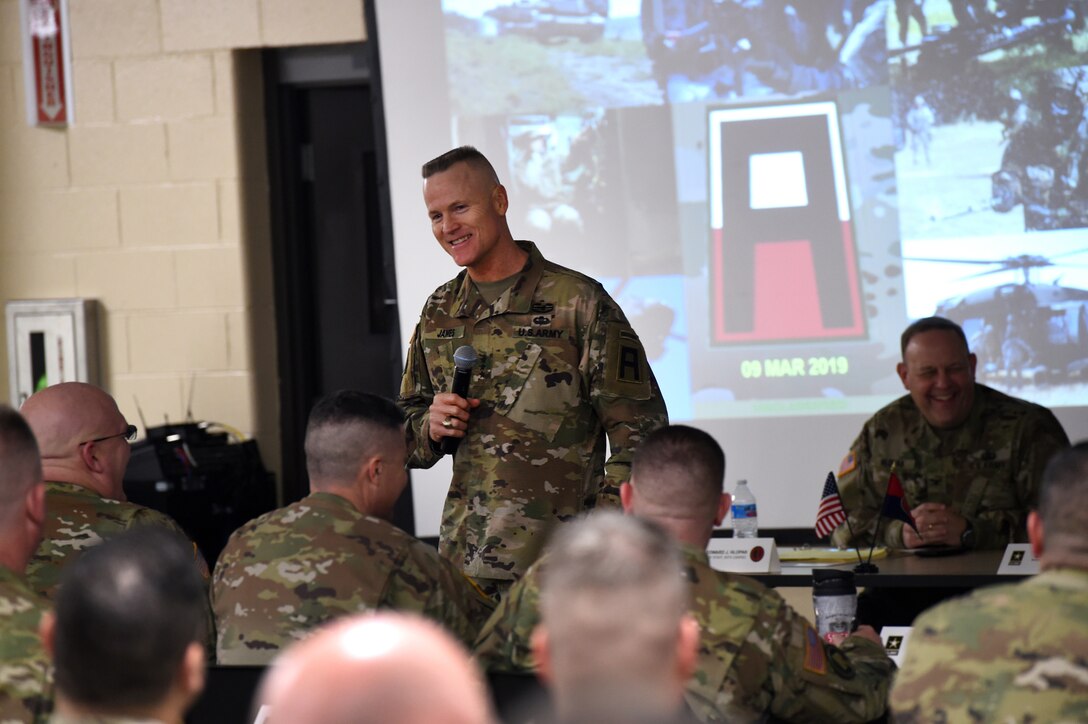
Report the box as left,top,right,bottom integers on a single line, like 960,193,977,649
20,382,208,599
476,424,895,722
257,611,496,724
212,391,493,663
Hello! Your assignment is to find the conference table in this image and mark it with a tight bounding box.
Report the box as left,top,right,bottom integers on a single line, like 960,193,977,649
749,548,1027,589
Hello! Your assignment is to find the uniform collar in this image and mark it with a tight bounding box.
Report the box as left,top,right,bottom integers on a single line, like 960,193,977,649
1031,567,1088,591
450,240,544,319
682,543,711,567
45,480,104,499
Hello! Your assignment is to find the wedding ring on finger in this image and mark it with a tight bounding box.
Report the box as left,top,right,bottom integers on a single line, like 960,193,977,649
442,417,453,429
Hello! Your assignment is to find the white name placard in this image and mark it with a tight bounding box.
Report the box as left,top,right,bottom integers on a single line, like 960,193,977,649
997,543,1040,576
706,538,780,574
881,626,913,665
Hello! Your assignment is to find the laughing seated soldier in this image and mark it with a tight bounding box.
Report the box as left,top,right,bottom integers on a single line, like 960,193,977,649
475,425,895,722
831,316,1069,553
212,391,494,664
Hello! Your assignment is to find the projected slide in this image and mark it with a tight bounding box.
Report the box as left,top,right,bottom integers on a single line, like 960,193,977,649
433,0,1088,422
376,0,1088,530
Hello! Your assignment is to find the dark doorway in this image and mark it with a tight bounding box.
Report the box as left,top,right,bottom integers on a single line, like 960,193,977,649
265,42,411,531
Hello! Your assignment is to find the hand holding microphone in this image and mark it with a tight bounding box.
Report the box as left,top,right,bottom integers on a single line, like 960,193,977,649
427,345,479,455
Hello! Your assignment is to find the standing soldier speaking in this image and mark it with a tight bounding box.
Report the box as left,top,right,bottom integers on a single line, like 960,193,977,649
399,146,668,598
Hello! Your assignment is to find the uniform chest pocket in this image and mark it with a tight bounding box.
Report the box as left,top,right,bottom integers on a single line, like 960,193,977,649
489,342,580,441
420,338,454,392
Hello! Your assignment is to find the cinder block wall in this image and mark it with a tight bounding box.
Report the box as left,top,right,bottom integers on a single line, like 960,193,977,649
0,0,366,486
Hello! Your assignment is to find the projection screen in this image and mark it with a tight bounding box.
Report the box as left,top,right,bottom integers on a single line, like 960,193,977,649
376,0,1088,535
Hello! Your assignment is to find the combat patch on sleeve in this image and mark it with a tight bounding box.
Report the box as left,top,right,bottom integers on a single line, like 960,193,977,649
803,626,828,675
603,326,653,399
838,451,857,477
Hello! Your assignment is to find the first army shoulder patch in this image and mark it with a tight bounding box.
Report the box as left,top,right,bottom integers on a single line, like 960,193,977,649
603,326,652,399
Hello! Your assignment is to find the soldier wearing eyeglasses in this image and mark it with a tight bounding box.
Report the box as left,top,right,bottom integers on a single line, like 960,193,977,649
19,383,209,602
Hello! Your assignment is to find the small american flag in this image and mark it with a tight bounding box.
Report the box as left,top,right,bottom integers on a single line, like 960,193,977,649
815,471,847,539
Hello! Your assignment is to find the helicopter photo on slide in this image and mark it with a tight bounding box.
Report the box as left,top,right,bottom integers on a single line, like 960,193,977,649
902,232,1088,406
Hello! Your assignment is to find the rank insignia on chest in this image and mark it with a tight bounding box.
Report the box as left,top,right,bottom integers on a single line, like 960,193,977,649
530,301,555,314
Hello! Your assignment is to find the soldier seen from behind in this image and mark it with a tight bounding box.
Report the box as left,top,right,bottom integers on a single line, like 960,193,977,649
476,425,895,723
891,441,1088,721
531,512,699,724
256,612,496,724
0,405,52,722
40,527,207,724
212,390,493,664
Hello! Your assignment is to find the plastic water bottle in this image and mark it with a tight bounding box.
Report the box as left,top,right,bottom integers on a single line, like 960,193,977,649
731,479,759,538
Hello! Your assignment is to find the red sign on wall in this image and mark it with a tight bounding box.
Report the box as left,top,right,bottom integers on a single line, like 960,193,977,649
24,0,69,126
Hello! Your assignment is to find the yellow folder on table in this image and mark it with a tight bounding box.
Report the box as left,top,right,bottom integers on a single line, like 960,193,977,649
779,546,888,563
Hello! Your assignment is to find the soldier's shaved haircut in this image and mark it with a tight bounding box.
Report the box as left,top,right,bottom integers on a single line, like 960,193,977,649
305,391,405,485
631,424,724,519
1038,441,1088,552
421,145,501,184
538,511,690,720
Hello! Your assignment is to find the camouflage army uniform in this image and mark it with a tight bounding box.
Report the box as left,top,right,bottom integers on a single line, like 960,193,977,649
475,544,894,723
211,492,495,664
891,567,1088,721
26,481,210,600
0,567,52,723
399,241,668,585
832,384,1069,550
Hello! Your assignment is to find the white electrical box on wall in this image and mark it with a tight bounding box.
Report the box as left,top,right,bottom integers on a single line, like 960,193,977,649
6,299,99,407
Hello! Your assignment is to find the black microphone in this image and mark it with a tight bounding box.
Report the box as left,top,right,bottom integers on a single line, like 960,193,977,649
441,345,477,456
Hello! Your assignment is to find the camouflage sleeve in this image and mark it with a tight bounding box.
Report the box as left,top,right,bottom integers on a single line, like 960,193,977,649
831,428,901,548
473,561,543,674
763,592,894,722
383,540,496,648
0,589,53,723
973,407,1069,549
586,296,669,506
398,319,442,470
129,507,216,658
130,506,211,580
889,602,959,719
